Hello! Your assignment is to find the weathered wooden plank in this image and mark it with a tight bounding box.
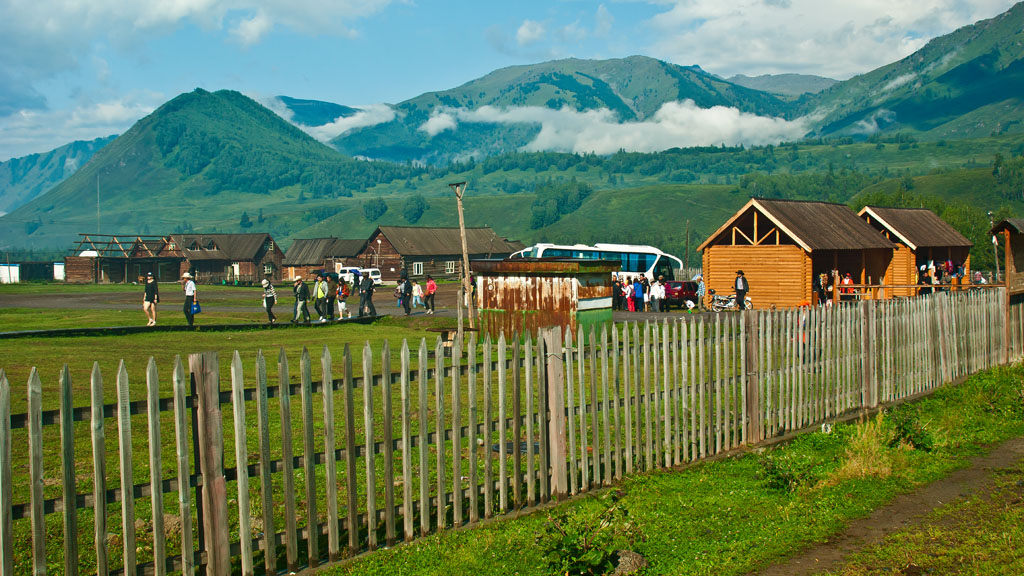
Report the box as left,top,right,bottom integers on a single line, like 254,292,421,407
0,372,11,576
400,341,414,540
651,324,662,467
59,364,79,576
300,348,319,565
524,334,536,506
171,358,193,576
497,333,508,513
343,345,359,554
433,337,445,532
576,328,589,491
0,371,11,576
229,352,254,576
564,329,578,496
467,335,480,523
321,346,340,560
254,351,275,573
482,336,494,515
116,362,137,576
381,341,396,544
589,328,601,481
698,318,706,459
622,324,633,474
537,334,550,502
512,335,523,507
451,338,463,527
277,349,299,570
417,339,430,535
363,342,378,550
643,322,653,469
27,368,46,576
602,325,612,485
90,363,109,576
545,328,568,500
191,352,229,576
611,325,622,480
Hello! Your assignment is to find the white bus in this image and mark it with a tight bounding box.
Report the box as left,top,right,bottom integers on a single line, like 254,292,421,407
510,243,684,281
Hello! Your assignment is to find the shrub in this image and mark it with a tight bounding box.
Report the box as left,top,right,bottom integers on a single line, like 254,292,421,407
537,490,642,575
886,408,934,452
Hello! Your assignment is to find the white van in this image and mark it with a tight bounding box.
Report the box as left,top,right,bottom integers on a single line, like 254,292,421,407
337,266,362,284
360,268,383,286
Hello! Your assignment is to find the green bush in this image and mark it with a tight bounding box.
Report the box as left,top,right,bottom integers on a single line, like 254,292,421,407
536,490,642,575
886,408,934,452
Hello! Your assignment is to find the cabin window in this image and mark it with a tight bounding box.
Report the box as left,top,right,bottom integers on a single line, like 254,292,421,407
265,240,274,252
264,263,274,275
445,261,457,274
413,262,423,276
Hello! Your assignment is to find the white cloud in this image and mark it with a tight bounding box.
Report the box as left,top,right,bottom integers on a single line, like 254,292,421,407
298,103,396,142
595,4,614,37
419,101,810,154
419,111,457,136
880,73,916,93
0,96,158,161
645,0,1018,79
230,10,273,46
517,20,546,46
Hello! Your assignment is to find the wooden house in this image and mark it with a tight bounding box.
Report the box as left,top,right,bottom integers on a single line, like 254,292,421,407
353,226,525,283
283,237,366,280
177,233,284,283
64,234,183,283
859,206,973,297
991,218,1024,295
698,198,896,309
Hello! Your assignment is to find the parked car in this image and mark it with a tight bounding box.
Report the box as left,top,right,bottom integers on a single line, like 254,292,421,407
664,281,699,310
360,268,383,285
337,266,362,284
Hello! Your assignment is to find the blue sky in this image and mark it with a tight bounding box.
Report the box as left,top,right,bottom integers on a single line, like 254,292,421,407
0,0,1017,161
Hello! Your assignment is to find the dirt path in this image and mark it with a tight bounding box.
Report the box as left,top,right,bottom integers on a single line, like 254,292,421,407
749,436,1024,576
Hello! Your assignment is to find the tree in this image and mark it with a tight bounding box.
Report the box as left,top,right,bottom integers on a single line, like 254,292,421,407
239,211,253,229
403,194,428,224
363,197,388,221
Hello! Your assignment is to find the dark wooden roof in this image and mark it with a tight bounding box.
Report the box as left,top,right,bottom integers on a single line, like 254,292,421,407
992,218,1024,235
284,237,366,265
176,233,274,261
860,206,972,250
699,198,896,252
376,226,525,256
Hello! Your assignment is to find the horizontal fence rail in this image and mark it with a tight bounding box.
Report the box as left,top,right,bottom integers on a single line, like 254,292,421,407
0,288,1015,576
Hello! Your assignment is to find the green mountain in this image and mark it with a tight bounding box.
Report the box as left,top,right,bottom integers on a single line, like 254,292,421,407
0,89,418,250
277,95,359,126
331,55,795,164
727,73,837,97
807,1,1024,139
0,136,115,215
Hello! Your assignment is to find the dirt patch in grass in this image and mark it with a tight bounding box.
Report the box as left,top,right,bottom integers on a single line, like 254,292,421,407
750,435,1024,576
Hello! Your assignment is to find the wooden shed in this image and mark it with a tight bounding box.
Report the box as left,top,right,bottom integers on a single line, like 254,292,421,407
858,206,973,297
64,234,183,283
698,198,896,309
354,226,525,283
472,259,616,339
991,218,1024,295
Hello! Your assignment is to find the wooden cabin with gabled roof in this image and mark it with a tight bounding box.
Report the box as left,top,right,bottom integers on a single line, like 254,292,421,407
859,206,973,297
991,218,1024,295
698,198,896,309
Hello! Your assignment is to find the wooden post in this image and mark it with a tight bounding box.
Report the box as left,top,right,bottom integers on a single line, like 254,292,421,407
744,311,760,444
144,360,164,576
190,352,230,576
0,371,10,576
254,352,275,574
230,352,253,576
115,362,136,576
450,181,476,328
59,365,79,576
544,328,568,499
28,368,45,576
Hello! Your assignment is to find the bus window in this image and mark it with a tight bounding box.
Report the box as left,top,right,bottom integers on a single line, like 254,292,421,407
652,257,674,281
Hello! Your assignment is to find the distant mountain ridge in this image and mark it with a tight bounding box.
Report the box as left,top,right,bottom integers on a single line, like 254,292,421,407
276,96,360,127
727,73,838,97
0,136,115,215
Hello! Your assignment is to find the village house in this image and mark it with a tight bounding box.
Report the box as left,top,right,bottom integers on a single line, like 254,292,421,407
352,226,525,283
859,206,973,297
991,218,1024,295
282,237,367,280
177,233,284,283
699,198,896,309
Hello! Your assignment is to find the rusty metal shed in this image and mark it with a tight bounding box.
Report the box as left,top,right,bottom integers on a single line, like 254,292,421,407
472,258,616,338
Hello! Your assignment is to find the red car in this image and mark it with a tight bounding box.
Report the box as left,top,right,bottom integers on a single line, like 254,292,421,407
664,281,699,310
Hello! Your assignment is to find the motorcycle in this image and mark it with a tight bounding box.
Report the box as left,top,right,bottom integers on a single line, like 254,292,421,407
708,289,752,312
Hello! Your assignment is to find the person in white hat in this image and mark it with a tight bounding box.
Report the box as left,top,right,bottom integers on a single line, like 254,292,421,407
181,271,197,326
260,278,277,324
292,275,311,324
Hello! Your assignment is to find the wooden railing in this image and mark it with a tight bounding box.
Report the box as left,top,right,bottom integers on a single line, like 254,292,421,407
0,288,1013,576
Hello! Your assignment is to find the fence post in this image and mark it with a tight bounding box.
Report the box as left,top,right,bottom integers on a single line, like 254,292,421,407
861,300,876,410
190,352,230,576
743,310,761,444
544,328,567,500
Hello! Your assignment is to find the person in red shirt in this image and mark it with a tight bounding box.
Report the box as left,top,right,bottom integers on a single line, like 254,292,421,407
425,275,437,315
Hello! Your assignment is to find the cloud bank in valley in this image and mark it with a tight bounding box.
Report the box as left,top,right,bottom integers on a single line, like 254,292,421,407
263,98,396,142
420,101,810,154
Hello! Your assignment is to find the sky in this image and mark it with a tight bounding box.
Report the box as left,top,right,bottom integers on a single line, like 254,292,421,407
0,0,1018,161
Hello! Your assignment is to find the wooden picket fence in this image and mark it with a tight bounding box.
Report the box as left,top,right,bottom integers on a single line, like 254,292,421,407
0,287,1013,576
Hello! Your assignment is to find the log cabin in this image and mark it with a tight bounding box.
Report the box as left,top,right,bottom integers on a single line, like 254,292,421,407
698,198,896,309
283,237,367,280
859,206,973,297
991,218,1024,296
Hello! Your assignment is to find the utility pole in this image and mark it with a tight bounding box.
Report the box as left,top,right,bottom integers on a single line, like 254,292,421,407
97,173,101,233
989,211,1001,283
450,182,475,329
685,220,691,273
